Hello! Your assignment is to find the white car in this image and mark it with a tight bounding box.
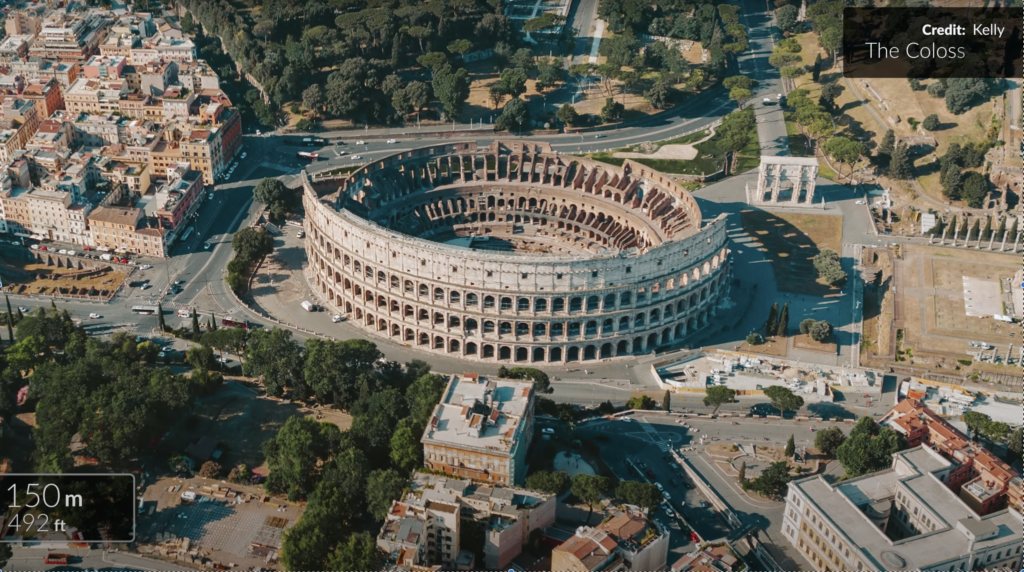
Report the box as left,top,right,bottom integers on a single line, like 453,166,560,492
661,491,671,500
337,150,347,156
59,249,68,254
89,313,101,319
140,283,151,290
762,97,771,103
162,346,174,352
386,139,397,144
355,140,365,145
542,428,555,435
855,200,865,205
67,251,76,256
139,264,152,270
256,129,262,135
351,155,362,160
655,482,664,491
332,314,344,323
777,93,783,99
204,242,212,250
663,505,675,517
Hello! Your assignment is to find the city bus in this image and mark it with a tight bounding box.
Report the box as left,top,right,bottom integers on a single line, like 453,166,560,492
131,305,160,315
179,226,195,243
221,316,249,329
297,151,319,162
301,137,325,146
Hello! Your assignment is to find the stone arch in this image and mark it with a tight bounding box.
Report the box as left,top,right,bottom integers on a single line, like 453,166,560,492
499,346,512,360
405,328,415,341
419,332,429,345
550,347,563,362
434,335,445,349
483,344,495,358
632,337,644,353
535,298,548,312
466,342,478,355
583,345,597,360
600,343,613,358
532,347,545,362
616,340,628,355
647,333,658,348
450,291,461,303
466,318,478,330
450,339,460,353
567,346,580,362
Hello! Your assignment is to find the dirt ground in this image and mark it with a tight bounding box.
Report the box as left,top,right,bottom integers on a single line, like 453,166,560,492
895,245,1020,365
738,338,788,357
0,257,127,296
793,333,836,354
162,380,352,477
740,210,844,295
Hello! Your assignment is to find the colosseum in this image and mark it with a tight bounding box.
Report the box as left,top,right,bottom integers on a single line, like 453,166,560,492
301,141,731,364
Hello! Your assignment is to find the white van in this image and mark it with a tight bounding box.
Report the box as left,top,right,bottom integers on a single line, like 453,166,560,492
301,301,315,312
177,307,193,318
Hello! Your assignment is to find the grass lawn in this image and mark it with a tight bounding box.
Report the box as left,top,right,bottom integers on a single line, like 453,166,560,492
662,129,712,146
586,112,758,176
740,210,844,295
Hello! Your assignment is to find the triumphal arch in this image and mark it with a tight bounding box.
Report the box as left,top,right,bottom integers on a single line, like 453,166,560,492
749,156,819,205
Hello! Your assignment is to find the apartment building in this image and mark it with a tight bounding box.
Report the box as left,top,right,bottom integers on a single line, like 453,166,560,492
25,188,91,245
0,35,33,64
148,165,202,229
781,446,1023,571
26,118,76,153
378,475,555,570
551,509,669,572
22,78,66,119
139,60,177,96
177,60,220,91
0,98,40,163
421,373,536,486
0,159,33,234
64,77,129,115
99,31,138,59
29,14,112,69
130,37,196,66
87,204,165,257
148,108,239,185
8,57,79,89
881,399,1021,515
5,10,42,37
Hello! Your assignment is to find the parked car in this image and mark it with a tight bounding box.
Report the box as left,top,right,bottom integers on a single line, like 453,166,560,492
139,264,152,270
645,470,655,479
654,482,664,491
662,504,675,517
661,491,671,500
331,314,344,323
542,428,555,435
204,242,211,250
855,200,865,205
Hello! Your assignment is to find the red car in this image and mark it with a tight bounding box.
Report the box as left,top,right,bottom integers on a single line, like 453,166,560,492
646,470,655,479
120,258,128,264
40,246,47,250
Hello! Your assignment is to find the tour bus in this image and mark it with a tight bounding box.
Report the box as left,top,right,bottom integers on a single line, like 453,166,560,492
301,137,325,146
221,316,249,329
297,151,319,162
131,305,160,315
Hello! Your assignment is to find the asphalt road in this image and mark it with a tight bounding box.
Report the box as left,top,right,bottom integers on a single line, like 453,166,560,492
5,548,194,571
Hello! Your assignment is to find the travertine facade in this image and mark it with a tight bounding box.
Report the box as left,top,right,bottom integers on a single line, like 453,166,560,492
303,141,731,363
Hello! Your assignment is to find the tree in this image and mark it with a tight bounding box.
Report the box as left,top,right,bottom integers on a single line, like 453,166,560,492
738,460,746,482
799,319,816,335
180,11,195,34
962,411,991,438
703,385,736,414
187,344,217,372
626,395,656,410
766,303,779,335
192,313,201,338
746,332,763,345
253,20,275,48
524,13,566,33
254,178,291,210
822,137,865,178
785,434,795,457
747,461,791,498
243,328,305,398
644,79,670,109
729,87,753,109
961,172,989,209
723,76,753,90
615,480,661,512
556,103,579,126
499,67,528,99
808,320,833,342
600,98,625,123
764,386,804,415
815,426,846,456
922,114,939,130
432,64,470,120
326,532,378,571
510,47,536,72
156,303,166,332
662,390,671,413
836,417,906,477
944,78,988,115
776,303,789,337
417,52,448,73
525,470,572,495
879,129,895,156
497,367,552,393
262,416,341,501
389,419,422,473
447,39,472,57
812,53,822,81
571,474,610,523
1007,427,1022,461
926,81,946,98
232,227,274,263
199,461,221,478
813,249,847,286
536,57,565,91
302,85,324,118
776,5,799,32
366,469,407,520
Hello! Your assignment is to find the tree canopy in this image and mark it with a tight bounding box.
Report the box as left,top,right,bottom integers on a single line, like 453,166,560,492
763,386,804,414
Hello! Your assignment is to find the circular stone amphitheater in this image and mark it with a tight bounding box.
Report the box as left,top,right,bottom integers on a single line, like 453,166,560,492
301,141,731,364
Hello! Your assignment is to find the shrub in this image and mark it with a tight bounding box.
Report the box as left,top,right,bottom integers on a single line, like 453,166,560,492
199,461,221,478
746,332,763,345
